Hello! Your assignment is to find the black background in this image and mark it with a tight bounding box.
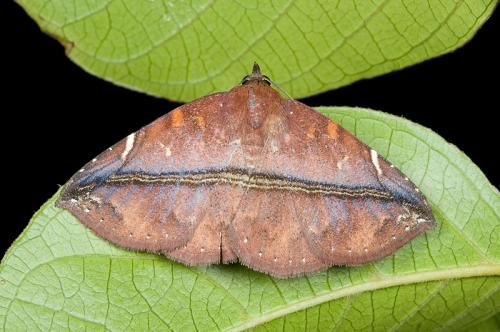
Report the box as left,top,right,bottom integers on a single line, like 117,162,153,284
2,2,498,254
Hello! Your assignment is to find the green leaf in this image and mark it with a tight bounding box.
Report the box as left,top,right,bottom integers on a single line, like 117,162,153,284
1,107,498,331
464,313,500,332
16,0,497,102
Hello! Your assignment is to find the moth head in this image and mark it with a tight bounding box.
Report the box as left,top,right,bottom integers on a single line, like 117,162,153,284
241,62,271,86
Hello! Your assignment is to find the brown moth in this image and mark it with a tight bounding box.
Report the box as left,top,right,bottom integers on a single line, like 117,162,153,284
57,64,436,278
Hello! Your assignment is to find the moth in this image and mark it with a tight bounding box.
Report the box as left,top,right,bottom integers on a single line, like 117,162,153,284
57,64,436,278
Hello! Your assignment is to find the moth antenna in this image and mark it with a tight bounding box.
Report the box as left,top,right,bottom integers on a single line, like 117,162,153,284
268,78,292,100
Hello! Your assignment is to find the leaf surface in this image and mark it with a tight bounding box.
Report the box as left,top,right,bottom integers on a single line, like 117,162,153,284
465,313,500,332
16,0,497,101
1,107,499,331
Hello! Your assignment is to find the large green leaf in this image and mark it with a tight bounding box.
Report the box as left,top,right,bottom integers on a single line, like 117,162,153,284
16,0,497,102
1,107,498,331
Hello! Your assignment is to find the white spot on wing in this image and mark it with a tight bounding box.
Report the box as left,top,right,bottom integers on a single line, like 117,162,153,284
159,142,172,157
370,149,383,176
337,156,349,170
121,133,135,161
269,139,279,153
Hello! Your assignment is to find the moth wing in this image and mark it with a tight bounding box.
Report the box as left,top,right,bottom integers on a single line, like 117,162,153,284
297,191,434,266
277,101,435,266
164,184,243,265
56,92,248,256
228,190,326,278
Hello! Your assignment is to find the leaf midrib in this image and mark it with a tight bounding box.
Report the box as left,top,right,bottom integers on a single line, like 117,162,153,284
227,264,500,331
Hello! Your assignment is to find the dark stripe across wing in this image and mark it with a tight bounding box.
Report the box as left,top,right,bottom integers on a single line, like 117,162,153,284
100,169,393,200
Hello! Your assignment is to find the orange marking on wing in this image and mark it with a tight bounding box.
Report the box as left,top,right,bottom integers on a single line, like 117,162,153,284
306,126,316,139
327,122,338,139
195,116,206,127
171,109,184,127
